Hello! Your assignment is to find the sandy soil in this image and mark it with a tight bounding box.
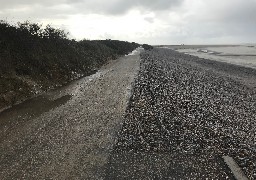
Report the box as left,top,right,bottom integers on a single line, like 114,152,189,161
0,50,141,179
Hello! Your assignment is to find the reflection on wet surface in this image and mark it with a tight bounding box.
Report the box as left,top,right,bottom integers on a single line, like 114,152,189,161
0,95,71,140
0,68,107,141
0,52,141,179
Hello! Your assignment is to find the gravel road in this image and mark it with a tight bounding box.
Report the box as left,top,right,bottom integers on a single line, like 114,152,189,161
1,48,255,179
0,50,141,179
106,48,256,179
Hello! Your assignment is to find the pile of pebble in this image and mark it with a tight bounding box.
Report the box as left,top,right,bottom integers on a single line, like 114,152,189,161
116,48,256,179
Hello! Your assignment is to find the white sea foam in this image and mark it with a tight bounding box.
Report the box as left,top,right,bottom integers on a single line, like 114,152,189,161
176,45,256,69
126,47,144,56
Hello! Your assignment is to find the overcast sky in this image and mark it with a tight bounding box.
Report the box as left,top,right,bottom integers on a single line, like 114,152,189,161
1,0,256,45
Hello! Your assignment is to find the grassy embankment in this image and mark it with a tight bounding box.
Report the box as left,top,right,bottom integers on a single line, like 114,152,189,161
0,21,152,110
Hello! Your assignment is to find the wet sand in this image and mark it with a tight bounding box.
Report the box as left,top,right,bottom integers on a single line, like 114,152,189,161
0,49,142,179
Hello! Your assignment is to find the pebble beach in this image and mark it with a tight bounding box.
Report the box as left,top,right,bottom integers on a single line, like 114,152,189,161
114,48,256,179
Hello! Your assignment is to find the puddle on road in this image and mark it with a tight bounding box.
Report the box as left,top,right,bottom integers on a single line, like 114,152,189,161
0,95,71,138
46,70,107,101
0,67,110,140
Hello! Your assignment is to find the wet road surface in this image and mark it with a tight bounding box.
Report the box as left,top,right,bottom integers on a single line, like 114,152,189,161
0,51,141,179
1,48,255,179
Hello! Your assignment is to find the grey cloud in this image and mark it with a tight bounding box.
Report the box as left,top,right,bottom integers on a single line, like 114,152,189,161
199,0,256,24
1,0,255,44
0,0,184,15
174,0,256,44
105,0,183,14
222,2,256,25
0,0,65,9
0,0,184,24
144,17,154,23
60,0,185,15
0,4,73,22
